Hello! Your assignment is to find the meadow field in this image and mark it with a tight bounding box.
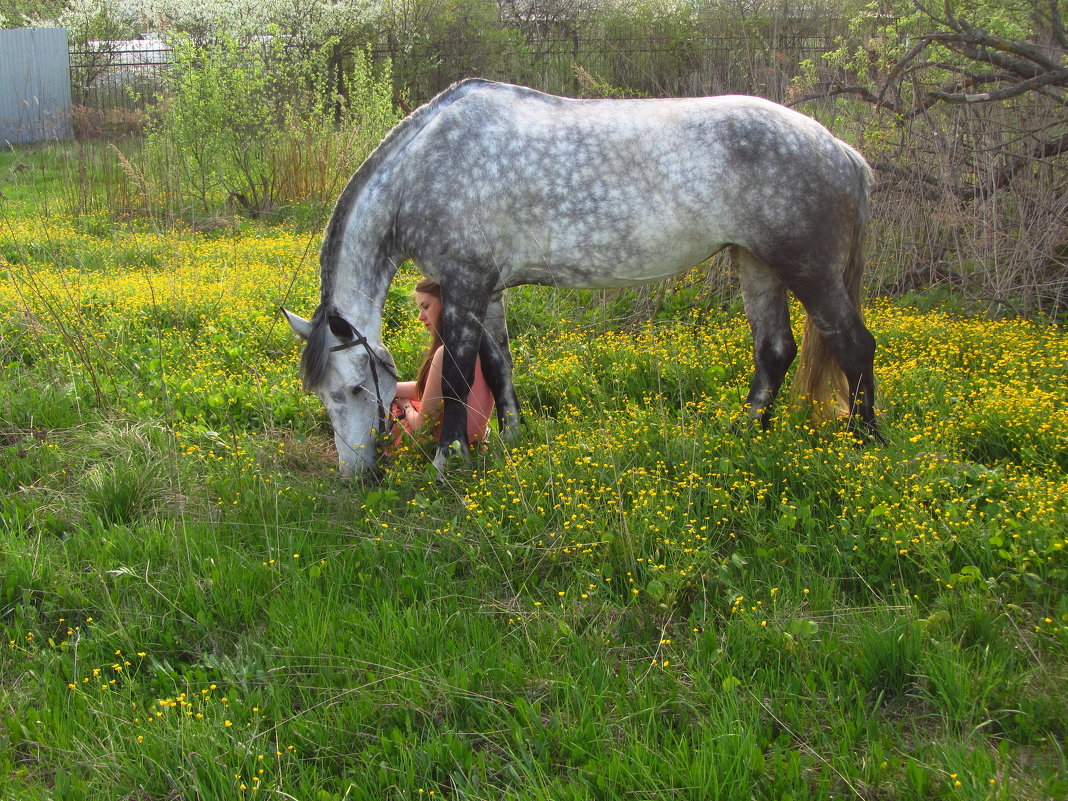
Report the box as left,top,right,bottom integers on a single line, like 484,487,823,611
1,147,1066,800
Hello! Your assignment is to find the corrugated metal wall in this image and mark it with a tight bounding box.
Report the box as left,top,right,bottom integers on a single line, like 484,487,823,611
0,27,72,145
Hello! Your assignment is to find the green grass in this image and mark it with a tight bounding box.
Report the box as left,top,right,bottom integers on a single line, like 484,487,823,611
1,145,1067,800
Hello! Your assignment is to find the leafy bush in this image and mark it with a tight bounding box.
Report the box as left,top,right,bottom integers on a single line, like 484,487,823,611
141,31,397,219
792,0,1068,316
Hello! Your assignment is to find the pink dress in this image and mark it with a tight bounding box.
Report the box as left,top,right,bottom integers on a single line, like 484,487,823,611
389,356,495,450
464,358,495,442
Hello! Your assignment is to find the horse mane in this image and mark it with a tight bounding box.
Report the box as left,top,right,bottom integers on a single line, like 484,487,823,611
302,78,499,390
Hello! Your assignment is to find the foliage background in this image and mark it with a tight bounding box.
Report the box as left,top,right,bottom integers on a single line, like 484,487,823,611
5,0,1062,315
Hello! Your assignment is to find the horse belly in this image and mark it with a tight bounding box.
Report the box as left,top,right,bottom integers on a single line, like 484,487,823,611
506,226,721,289
496,180,729,289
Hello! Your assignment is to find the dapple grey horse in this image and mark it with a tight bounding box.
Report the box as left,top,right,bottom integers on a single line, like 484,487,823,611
284,79,879,476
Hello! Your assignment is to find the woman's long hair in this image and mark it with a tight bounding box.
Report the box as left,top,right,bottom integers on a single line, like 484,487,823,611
414,278,443,397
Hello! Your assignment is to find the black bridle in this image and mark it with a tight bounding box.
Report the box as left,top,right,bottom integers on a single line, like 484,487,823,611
329,324,398,456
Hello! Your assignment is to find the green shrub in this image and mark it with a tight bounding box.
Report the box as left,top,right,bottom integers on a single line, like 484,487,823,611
142,31,397,220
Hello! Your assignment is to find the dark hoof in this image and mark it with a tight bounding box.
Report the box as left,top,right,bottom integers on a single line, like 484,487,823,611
728,414,771,438
847,419,885,447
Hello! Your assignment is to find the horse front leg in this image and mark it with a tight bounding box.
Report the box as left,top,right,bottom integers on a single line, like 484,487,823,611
480,291,523,440
433,283,489,473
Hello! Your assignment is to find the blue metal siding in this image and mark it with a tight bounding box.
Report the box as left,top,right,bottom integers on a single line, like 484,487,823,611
0,27,72,144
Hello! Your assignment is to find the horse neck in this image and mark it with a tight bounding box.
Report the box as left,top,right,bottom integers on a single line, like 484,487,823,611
317,80,492,333
322,204,399,344
332,273,386,339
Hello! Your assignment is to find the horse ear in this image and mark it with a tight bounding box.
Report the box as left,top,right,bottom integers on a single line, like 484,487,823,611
327,315,356,341
282,308,313,340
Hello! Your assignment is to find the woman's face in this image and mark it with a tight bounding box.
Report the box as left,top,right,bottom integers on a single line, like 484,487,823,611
415,291,442,336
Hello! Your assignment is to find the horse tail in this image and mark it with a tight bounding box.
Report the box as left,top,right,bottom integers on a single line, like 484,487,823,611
793,145,871,420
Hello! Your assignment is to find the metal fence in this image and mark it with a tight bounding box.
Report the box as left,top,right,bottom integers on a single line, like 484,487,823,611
0,27,72,145
69,38,173,109
62,30,837,135
68,31,837,120
386,33,839,104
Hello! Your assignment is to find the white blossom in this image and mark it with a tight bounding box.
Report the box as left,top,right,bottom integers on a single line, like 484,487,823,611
132,0,378,37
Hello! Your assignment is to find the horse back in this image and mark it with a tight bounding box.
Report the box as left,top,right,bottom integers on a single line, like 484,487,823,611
393,82,867,288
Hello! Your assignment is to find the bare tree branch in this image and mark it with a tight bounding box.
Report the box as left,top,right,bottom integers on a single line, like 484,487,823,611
1047,0,1068,48
998,130,1068,182
802,1,1066,119
791,82,901,113
875,130,1068,201
931,67,1068,104
937,23,1064,72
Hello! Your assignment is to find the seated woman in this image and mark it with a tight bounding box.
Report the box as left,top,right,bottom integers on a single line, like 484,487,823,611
390,279,495,450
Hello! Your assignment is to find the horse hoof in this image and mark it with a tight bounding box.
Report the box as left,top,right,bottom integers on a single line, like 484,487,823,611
728,414,770,438
432,440,470,483
847,420,885,447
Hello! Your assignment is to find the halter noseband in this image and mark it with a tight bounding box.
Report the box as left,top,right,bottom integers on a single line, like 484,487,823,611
329,323,397,456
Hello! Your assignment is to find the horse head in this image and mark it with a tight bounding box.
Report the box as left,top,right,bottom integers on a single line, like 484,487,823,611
283,308,397,477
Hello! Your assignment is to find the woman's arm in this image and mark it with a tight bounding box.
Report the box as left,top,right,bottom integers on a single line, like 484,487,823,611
403,348,444,431
394,380,419,400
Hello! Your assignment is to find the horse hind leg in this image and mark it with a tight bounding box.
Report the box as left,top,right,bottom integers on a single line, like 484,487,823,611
735,247,797,428
792,281,880,440
480,291,523,439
